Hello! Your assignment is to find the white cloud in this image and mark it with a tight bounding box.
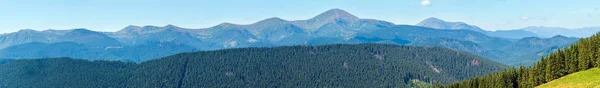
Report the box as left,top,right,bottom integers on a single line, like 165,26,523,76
421,0,431,6
520,17,529,20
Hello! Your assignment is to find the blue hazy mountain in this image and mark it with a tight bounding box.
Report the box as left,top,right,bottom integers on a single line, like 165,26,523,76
351,25,577,64
496,35,578,65
416,18,600,39
416,17,488,34
356,25,510,48
0,9,579,66
0,29,51,48
0,29,121,48
198,17,308,48
292,9,395,38
516,26,600,38
0,41,196,62
108,25,212,49
416,17,541,39
487,30,539,39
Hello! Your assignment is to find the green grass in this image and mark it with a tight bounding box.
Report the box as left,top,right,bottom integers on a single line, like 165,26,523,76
537,68,600,88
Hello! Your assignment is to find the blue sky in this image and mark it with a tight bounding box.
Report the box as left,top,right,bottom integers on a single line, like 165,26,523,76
0,0,598,33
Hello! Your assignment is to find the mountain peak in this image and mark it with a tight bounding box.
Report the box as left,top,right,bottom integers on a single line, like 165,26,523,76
70,28,95,33
141,25,161,29
254,17,287,25
551,35,568,39
420,17,445,23
116,25,174,35
123,25,142,30
17,29,38,33
325,8,350,14
67,28,100,35
417,17,460,26
216,22,238,27
164,24,180,29
416,17,486,33
210,22,243,29
416,17,452,29
116,25,142,34
312,8,358,20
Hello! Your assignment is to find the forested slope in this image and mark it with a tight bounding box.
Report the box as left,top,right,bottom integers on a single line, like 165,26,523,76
441,33,600,88
0,44,505,87
0,59,13,65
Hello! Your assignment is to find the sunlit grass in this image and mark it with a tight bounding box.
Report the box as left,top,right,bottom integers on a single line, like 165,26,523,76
537,68,600,88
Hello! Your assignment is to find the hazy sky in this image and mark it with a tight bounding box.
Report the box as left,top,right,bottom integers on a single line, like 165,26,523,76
0,0,599,33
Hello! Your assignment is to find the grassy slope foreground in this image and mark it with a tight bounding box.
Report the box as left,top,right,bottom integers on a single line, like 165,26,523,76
537,68,600,88
441,33,600,88
0,44,505,87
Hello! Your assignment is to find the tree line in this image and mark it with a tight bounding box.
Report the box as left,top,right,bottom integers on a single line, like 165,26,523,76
439,33,600,88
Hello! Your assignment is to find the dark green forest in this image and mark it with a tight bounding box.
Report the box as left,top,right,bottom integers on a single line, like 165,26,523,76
440,33,600,88
0,44,505,87
0,59,12,65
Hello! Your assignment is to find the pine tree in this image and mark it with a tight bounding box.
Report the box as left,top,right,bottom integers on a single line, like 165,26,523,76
592,34,600,67
569,45,580,72
578,39,590,71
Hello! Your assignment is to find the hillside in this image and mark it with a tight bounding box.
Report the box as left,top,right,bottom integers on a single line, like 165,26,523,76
0,59,12,65
0,44,506,87
537,68,600,88
441,33,600,88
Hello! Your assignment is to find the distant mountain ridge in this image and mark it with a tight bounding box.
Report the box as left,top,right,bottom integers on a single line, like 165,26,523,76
415,17,541,39
0,9,579,66
416,17,487,33
0,28,121,48
415,17,599,39
517,26,600,38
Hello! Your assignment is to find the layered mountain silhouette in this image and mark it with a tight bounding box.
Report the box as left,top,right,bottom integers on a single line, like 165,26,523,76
517,26,600,38
0,29,120,48
415,17,600,39
0,9,579,65
416,17,488,34
416,17,541,39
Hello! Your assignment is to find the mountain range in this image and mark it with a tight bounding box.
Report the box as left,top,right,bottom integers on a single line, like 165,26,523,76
0,9,582,65
517,26,600,38
415,17,600,39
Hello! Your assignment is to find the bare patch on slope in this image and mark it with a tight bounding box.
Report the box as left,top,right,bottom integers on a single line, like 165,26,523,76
425,61,440,73
470,59,480,66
